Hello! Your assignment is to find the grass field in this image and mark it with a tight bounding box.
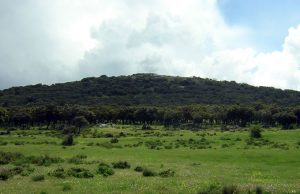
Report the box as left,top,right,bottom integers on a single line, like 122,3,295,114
0,125,300,194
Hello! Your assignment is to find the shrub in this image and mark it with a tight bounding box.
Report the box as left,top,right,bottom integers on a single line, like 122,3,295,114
250,127,261,139
97,163,114,177
255,186,263,194
110,138,119,144
48,168,66,178
222,185,238,194
62,134,74,146
112,161,130,169
68,155,87,164
10,166,24,175
67,168,93,178
0,151,24,165
0,168,13,181
134,166,144,172
62,183,72,191
142,168,156,177
159,169,175,177
29,155,64,166
32,175,45,182
20,166,35,176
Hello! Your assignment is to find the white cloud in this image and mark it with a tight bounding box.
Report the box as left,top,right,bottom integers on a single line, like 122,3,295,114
0,0,299,91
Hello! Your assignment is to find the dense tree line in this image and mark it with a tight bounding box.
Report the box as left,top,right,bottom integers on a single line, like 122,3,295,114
1,104,299,130
1,74,300,107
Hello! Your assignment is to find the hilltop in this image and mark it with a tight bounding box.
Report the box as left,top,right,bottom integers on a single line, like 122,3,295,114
0,73,299,107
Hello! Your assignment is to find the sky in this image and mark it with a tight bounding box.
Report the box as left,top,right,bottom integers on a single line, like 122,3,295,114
1,0,300,90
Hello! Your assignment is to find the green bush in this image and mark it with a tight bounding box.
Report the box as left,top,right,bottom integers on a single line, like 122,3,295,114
0,167,13,181
255,186,263,194
222,185,238,194
97,163,114,177
134,166,144,172
32,175,45,182
159,169,175,177
112,161,130,169
0,151,24,165
68,155,87,164
110,138,119,143
48,168,66,178
67,168,94,178
62,183,72,191
250,127,262,139
62,134,74,146
142,168,156,177
29,155,64,166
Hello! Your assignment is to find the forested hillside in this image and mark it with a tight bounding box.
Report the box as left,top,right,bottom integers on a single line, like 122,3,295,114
0,73,300,107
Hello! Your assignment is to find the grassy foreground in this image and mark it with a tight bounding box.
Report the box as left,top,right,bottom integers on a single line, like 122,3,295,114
0,125,300,194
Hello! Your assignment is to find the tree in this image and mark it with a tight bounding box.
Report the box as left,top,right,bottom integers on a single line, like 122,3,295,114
250,126,262,138
0,107,8,126
273,112,297,129
62,133,74,146
72,116,89,134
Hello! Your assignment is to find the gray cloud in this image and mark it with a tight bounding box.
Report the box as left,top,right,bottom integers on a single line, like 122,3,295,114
0,0,300,91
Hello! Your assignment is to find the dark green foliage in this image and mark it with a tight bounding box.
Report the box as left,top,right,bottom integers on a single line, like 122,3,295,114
112,161,131,169
97,163,114,177
73,116,89,133
2,74,300,107
62,134,74,146
62,183,72,191
0,151,24,164
142,168,156,177
250,127,262,139
222,185,238,194
134,166,144,172
0,167,13,181
48,168,66,178
67,168,94,178
255,186,263,194
110,138,119,144
29,155,64,166
31,175,45,181
68,154,87,164
158,169,175,177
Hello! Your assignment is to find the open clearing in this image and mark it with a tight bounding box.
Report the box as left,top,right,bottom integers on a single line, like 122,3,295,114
0,125,300,194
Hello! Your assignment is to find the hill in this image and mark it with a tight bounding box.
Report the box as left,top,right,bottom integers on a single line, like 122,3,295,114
0,73,300,107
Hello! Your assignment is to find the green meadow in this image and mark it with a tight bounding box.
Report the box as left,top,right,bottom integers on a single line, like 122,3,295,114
0,125,300,194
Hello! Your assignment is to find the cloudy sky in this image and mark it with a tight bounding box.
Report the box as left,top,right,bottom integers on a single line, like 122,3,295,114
1,0,300,90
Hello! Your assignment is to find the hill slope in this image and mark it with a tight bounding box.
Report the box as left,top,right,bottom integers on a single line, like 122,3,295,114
0,73,299,107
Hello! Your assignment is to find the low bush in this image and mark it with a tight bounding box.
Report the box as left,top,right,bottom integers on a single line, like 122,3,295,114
67,168,94,178
255,186,263,194
68,154,87,164
32,175,45,182
159,169,175,177
62,134,74,146
250,127,262,139
142,168,156,177
97,163,114,177
20,166,35,176
48,168,66,178
0,151,24,165
222,185,238,194
62,183,72,191
134,166,144,172
112,161,130,169
29,155,64,166
110,138,119,144
0,167,13,181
